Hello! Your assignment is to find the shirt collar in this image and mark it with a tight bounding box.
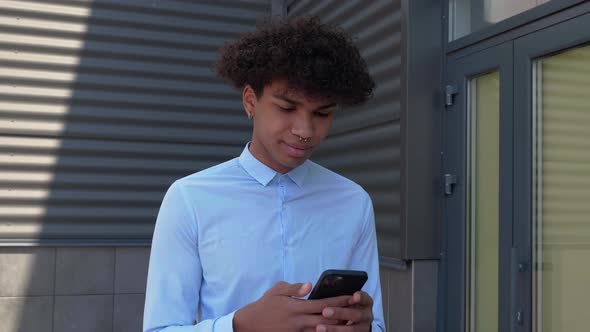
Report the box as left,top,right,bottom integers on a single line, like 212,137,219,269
286,159,309,188
238,142,309,187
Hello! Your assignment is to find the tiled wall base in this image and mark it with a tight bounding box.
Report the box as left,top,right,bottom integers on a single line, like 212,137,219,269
1,247,437,332
0,247,149,332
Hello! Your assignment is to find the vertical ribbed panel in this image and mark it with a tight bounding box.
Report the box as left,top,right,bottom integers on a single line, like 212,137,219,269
288,0,402,257
0,0,271,244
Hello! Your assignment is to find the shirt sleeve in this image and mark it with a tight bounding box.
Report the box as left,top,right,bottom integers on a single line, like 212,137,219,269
350,192,386,332
143,181,235,332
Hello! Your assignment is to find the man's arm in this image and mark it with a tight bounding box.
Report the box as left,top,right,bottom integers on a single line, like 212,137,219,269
143,182,235,332
316,192,385,332
351,193,385,332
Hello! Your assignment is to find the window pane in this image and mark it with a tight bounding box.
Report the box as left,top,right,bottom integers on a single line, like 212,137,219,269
467,71,500,332
449,0,551,41
533,44,590,332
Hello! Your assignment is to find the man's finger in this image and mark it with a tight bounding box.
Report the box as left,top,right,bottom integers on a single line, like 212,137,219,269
316,324,357,332
322,306,372,323
298,295,352,313
300,314,343,327
348,291,373,307
267,281,311,297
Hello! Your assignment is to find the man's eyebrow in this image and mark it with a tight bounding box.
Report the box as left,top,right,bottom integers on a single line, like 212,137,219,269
272,93,337,110
317,103,337,110
272,93,302,105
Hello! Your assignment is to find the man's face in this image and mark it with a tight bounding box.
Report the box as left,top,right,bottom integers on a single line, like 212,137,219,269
243,79,336,174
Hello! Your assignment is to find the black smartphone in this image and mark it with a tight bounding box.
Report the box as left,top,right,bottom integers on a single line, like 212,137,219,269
308,269,368,300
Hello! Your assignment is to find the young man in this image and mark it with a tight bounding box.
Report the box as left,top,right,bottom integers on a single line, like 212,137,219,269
144,17,385,332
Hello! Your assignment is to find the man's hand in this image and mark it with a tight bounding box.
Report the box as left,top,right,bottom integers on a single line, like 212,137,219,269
233,281,352,332
316,291,374,332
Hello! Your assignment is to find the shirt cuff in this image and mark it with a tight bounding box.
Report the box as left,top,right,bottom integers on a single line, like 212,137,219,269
213,310,236,332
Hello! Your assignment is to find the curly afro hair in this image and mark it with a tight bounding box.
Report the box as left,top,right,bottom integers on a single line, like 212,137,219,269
214,16,375,106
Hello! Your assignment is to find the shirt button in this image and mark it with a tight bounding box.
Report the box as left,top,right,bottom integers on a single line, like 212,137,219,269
284,246,288,251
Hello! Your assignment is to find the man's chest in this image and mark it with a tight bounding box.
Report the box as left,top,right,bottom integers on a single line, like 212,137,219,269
195,198,361,291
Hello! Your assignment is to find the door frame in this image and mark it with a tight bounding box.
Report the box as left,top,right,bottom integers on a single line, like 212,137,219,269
442,8,590,332
513,11,590,332
442,41,514,332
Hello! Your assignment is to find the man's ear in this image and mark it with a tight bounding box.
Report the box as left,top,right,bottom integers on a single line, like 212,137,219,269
242,85,257,117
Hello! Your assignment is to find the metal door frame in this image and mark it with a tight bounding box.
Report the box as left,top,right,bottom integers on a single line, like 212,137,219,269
442,41,514,332
513,11,590,332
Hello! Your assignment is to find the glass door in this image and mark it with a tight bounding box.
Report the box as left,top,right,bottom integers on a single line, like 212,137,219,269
444,6,590,332
443,42,513,332
514,11,590,332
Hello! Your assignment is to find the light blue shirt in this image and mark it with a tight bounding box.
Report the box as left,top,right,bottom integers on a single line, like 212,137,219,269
144,144,385,332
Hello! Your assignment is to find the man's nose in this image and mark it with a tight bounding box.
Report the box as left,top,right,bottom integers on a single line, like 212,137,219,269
291,113,314,139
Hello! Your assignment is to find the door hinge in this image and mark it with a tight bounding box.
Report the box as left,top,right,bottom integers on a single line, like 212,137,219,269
445,84,458,106
516,309,524,325
443,174,457,195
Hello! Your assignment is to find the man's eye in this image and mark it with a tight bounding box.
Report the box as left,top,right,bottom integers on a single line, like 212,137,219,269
316,112,332,117
278,105,295,111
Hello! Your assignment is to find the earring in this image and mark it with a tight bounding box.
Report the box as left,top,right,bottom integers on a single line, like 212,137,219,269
247,112,253,120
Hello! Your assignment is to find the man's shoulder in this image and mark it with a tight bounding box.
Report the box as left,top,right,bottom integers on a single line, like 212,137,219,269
175,157,242,187
306,160,370,199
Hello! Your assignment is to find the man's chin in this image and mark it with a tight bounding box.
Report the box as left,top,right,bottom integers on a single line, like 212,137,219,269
281,157,307,169
276,148,312,171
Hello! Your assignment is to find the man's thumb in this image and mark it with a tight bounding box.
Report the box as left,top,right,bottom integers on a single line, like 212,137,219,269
268,281,311,297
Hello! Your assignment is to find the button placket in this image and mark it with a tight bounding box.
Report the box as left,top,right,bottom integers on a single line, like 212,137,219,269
276,177,288,272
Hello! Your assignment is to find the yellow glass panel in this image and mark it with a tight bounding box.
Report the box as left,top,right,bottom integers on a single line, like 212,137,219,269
534,44,590,332
467,71,500,332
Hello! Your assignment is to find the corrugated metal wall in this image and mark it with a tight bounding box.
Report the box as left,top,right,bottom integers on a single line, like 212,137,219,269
288,0,402,257
0,0,270,244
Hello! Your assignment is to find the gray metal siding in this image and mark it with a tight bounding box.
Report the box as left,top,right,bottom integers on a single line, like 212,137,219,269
0,0,271,243
400,0,442,259
288,0,402,257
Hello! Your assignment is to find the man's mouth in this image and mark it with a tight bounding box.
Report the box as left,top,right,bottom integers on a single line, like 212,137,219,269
284,142,312,158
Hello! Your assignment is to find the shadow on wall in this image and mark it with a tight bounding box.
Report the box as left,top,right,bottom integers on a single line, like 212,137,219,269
0,1,266,331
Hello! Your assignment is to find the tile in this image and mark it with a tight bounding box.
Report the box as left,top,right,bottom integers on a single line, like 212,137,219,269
114,294,145,332
55,247,115,295
0,247,55,296
54,295,113,332
0,296,53,332
388,267,412,332
114,247,150,294
413,261,438,332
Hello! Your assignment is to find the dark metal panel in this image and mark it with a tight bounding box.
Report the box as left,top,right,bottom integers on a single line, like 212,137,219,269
288,0,403,258
400,0,443,259
0,0,271,244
